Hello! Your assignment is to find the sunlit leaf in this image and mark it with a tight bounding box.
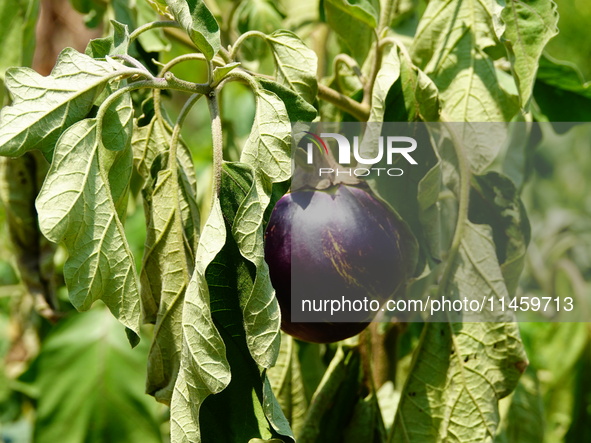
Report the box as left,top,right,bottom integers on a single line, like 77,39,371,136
266,30,318,104
412,0,519,122
36,119,141,336
0,48,136,158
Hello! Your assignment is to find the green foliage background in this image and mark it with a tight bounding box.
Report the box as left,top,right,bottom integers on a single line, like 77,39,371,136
0,0,590,442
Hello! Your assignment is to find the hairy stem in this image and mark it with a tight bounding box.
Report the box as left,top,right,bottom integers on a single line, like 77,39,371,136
170,94,202,175
229,30,267,60
318,84,370,121
207,90,224,198
96,77,210,146
152,54,214,134
362,35,383,108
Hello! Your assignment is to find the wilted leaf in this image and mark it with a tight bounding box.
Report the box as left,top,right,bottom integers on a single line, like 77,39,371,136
234,87,291,368
36,119,141,336
172,163,292,442
0,48,137,159
142,168,191,403
134,115,200,403
241,87,291,183
170,196,230,442
368,44,401,123
0,153,55,314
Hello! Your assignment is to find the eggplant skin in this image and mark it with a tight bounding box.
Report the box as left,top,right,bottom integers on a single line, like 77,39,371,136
264,184,407,343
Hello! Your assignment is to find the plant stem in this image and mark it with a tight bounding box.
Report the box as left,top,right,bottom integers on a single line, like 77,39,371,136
129,21,182,42
318,84,370,121
222,68,260,91
362,39,382,108
207,90,224,197
152,54,213,134
96,77,210,146
229,30,267,60
169,94,202,174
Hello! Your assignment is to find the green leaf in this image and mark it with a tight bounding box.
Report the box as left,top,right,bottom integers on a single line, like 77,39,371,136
85,20,131,58
501,0,558,107
495,368,544,443
241,88,291,183
35,119,141,336
382,46,441,122
412,0,519,122
170,195,230,442
0,48,135,159
324,0,377,28
172,163,292,442
70,0,107,27
469,172,531,296
227,163,281,368
533,55,591,122
101,91,134,151
213,62,241,85
323,0,377,62
257,78,317,122
297,346,362,442
266,332,308,436
368,44,401,123
23,309,162,443
266,30,318,104
234,0,284,61
165,0,220,60
136,0,171,52
343,393,387,442
132,116,199,403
